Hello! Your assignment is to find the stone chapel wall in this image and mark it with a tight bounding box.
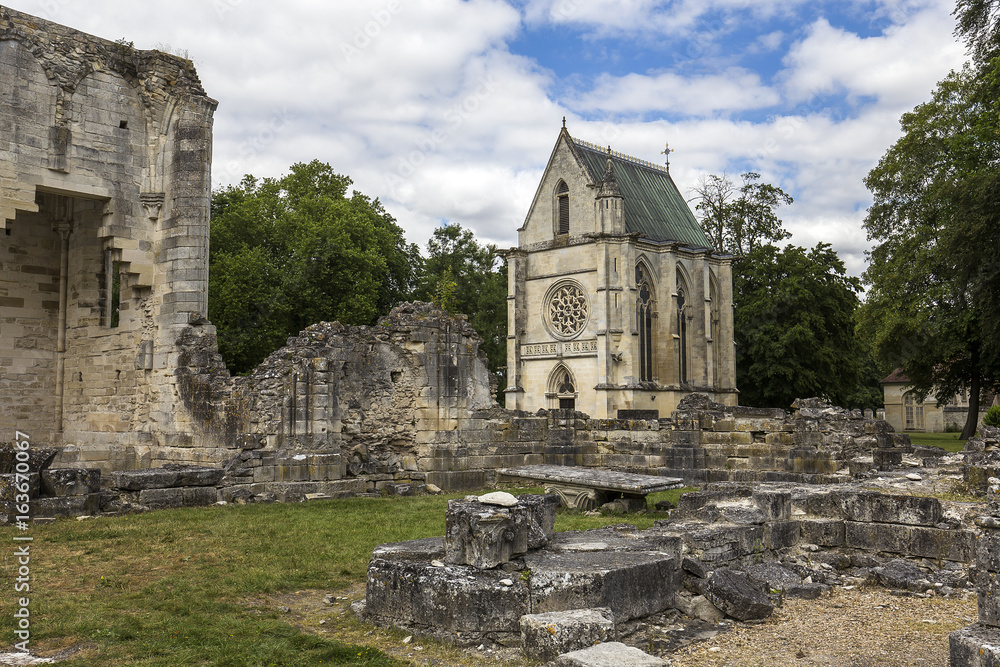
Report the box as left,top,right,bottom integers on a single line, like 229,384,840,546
0,6,217,466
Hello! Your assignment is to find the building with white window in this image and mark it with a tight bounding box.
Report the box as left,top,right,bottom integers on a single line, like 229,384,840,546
503,123,738,418
881,368,996,432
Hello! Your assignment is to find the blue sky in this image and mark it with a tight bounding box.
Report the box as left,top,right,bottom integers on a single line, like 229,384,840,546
8,0,968,276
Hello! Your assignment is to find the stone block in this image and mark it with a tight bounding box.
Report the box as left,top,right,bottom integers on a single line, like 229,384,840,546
839,491,941,526
949,625,1000,667
525,550,678,622
752,489,791,520
980,570,1000,627
137,486,218,509
111,466,223,490
978,531,1000,573
518,493,559,549
444,499,528,569
685,524,765,564
520,607,616,663
425,470,487,491
31,493,101,518
40,468,100,496
908,526,973,562
845,521,908,554
800,519,845,547
552,641,669,666
372,537,445,562
365,557,528,633
766,520,800,550
704,567,773,621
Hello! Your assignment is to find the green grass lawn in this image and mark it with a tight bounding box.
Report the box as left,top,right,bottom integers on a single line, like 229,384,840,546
906,431,965,453
0,487,690,666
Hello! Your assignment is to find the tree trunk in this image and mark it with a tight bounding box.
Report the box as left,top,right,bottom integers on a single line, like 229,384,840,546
961,347,982,440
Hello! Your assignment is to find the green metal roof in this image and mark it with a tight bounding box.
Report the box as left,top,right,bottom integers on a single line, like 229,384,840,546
571,137,713,249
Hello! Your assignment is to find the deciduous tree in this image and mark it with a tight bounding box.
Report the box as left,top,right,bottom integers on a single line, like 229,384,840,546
209,161,420,374
859,61,1000,439
735,243,880,410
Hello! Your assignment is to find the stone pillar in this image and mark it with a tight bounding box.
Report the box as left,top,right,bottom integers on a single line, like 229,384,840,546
949,477,1000,665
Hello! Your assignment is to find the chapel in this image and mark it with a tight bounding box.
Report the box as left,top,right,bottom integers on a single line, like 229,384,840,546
504,123,738,418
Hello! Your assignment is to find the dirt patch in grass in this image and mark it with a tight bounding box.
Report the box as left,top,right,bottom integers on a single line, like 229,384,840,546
255,585,536,667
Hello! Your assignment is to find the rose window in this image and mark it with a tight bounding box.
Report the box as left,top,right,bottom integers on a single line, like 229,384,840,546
547,283,589,338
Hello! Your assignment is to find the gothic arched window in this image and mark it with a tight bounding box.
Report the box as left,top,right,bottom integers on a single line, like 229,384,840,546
636,264,654,382
556,181,569,235
675,271,689,385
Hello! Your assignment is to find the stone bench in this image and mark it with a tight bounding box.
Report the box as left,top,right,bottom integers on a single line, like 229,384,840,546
498,465,684,510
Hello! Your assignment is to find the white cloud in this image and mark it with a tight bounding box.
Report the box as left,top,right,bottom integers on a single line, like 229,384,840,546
781,7,966,107
571,69,781,115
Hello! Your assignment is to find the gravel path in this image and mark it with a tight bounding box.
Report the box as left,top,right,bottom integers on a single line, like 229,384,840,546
670,587,977,667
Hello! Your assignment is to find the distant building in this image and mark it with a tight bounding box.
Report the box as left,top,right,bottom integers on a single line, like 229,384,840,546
881,368,995,432
503,123,738,418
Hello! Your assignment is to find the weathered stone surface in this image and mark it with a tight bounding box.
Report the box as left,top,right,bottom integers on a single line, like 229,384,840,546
978,531,1000,574
444,499,528,569
674,591,725,622
111,467,223,491
684,524,765,564
31,494,101,518
365,557,528,633
839,490,941,526
703,567,774,621
869,559,929,592
137,487,218,509
752,489,791,521
40,468,100,496
525,550,678,621
746,562,825,600
989,477,1000,515
372,537,445,562
949,624,1000,667
845,522,973,562
520,607,616,663
799,519,845,547
0,445,60,475
518,493,559,549
552,641,670,666
979,570,1000,627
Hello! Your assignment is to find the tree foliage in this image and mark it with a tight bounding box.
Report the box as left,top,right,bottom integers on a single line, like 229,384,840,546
209,160,420,374
416,223,508,400
692,171,792,255
859,59,1000,438
735,243,881,410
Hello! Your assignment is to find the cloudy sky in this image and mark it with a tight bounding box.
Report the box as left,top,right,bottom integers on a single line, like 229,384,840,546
11,0,968,275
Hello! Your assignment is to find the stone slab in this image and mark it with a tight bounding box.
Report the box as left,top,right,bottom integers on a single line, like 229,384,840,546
137,486,218,509
41,468,100,496
111,467,224,490
949,624,1000,667
372,537,445,562
498,465,683,495
365,557,528,633
525,550,678,622
704,567,773,621
552,641,670,666
520,607,616,663
31,494,101,518
838,490,941,526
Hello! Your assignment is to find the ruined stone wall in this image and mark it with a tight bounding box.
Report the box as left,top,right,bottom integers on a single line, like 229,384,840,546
0,7,217,466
